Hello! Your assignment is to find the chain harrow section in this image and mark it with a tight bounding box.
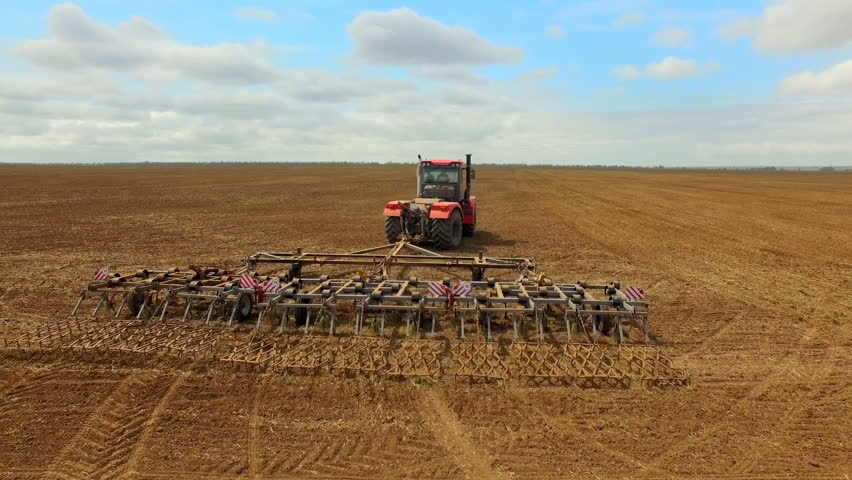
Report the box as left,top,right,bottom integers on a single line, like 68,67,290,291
3,319,687,387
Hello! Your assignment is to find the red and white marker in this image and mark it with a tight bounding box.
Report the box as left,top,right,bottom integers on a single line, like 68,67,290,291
240,274,259,289
452,282,472,297
625,286,645,301
427,281,447,297
93,267,110,281
261,277,280,293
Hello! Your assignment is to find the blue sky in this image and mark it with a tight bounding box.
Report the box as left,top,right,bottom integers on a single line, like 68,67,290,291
1,1,851,166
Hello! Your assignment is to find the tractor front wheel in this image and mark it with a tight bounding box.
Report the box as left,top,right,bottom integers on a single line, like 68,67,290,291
385,216,403,243
431,210,463,249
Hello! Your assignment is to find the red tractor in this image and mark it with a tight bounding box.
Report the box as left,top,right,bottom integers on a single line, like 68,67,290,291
383,154,476,249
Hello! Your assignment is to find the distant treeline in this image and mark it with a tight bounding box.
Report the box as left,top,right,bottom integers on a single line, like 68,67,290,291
0,161,849,171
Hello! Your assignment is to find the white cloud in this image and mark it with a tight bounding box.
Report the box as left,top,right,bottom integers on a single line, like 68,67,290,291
716,17,757,43
614,58,719,80
612,64,641,80
652,27,691,47
545,25,566,39
646,57,719,79
781,60,852,94
614,12,645,28
412,66,489,85
0,72,118,101
233,7,279,23
346,8,523,65
3,90,852,167
434,85,511,107
756,0,852,53
278,70,417,103
725,0,852,54
514,66,559,84
11,3,289,85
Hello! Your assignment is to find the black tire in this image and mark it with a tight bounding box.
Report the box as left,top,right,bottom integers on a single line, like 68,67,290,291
595,314,614,336
286,263,301,281
236,294,253,323
431,210,463,250
127,289,147,318
294,298,311,326
472,267,484,282
385,216,403,243
462,213,476,237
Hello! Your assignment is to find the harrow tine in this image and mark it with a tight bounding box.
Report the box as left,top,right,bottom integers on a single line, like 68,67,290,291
228,293,241,326
205,297,218,324
279,306,288,333
158,296,170,322
92,293,106,317
255,304,266,329
512,314,519,340
354,307,362,336
114,292,129,319
564,308,573,342
182,298,193,322
136,294,150,320
304,308,311,335
70,291,86,317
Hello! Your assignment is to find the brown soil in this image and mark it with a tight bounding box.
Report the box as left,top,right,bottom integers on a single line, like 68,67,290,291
0,165,850,479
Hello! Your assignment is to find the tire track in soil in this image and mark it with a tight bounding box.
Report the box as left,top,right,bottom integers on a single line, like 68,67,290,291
248,375,270,479
679,310,748,360
120,372,189,479
732,347,847,475
41,371,178,480
0,368,65,416
509,389,673,478
633,327,829,478
421,389,509,480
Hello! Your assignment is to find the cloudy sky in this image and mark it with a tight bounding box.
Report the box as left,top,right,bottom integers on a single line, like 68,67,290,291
1,0,851,166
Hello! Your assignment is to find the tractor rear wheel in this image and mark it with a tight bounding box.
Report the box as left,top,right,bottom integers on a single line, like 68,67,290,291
431,210,463,249
385,216,403,243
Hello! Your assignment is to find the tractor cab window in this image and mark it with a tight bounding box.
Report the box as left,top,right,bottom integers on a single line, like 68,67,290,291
423,166,460,184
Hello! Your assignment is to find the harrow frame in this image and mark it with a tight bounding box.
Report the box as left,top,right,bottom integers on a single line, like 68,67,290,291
66,240,650,345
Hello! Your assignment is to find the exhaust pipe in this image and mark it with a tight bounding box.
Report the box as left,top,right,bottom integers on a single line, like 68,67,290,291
464,154,472,202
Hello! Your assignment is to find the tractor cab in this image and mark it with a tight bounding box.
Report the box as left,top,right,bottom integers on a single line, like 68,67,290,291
417,157,473,203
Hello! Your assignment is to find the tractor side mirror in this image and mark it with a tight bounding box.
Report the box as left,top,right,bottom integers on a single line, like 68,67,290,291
470,169,476,180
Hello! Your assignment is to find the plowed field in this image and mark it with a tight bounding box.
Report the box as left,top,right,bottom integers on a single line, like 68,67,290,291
1,165,850,479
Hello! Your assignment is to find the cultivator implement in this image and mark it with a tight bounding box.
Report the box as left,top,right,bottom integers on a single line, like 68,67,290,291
6,240,688,387
65,240,650,344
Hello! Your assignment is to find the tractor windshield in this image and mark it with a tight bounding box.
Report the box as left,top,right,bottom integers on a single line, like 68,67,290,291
423,166,460,184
